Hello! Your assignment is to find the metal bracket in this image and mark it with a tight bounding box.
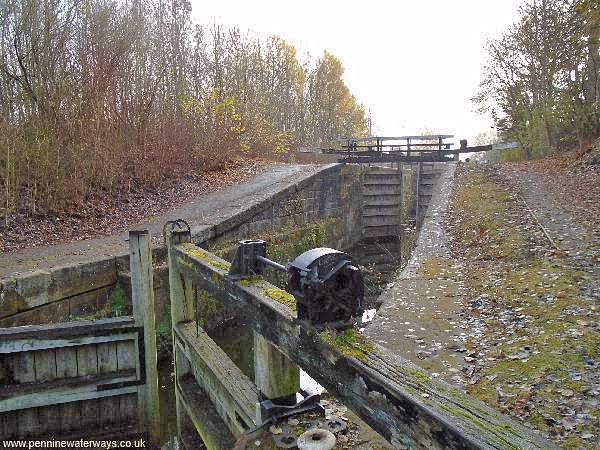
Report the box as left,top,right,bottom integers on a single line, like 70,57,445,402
163,219,191,246
228,239,268,279
257,393,324,424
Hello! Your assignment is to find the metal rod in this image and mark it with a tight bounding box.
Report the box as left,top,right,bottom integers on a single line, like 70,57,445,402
256,255,287,272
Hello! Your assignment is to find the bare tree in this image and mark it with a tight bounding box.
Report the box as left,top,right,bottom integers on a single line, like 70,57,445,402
474,0,599,157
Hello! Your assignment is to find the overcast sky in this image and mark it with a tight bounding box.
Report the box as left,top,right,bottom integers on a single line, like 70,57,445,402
190,0,519,145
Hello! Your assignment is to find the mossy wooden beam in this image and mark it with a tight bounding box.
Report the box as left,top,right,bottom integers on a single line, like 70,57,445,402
177,374,236,450
175,322,260,437
173,243,557,450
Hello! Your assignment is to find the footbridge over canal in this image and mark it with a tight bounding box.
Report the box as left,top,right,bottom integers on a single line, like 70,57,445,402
325,134,511,164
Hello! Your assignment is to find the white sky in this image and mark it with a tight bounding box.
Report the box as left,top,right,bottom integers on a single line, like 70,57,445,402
190,0,519,145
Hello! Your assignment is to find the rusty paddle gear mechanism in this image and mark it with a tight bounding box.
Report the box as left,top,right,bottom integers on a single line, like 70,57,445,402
229,240,365,327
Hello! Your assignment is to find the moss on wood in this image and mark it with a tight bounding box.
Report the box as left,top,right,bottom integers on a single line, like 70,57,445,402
239,275,263,286
318,328,374,362
181,242,231,271
263,287,296,310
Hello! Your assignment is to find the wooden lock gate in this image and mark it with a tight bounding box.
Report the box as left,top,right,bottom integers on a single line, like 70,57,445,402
165,227,557,450
0,231,160,445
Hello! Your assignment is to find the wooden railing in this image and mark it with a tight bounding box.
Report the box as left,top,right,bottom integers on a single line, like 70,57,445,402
167,228,557,450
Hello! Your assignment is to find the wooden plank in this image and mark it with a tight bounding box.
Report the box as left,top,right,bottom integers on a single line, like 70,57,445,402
168,232,195,327
362,205,400,216
1,331,139,354
10,351,35,383
77,344,98,377
362,184,400,195
416,162,422,228
1,411,18,438
129,230,160,445
116,340,137,372
166,228,195,442
59,344,97,436
17,408,39,437
177,374,236,450
3,382,137,414
175,322,259,437
55,346,78,378
38,404,61,435
57,346,81,434
0,316,135,341
362,179,402,186
99,396,121,431
34,348,57,382
80,398,99,431
254,330,299,403
97,342,118,374
362,226,401,239
339,155,455,164
362,196,402,207
332,144,483,154
97,341,120,431
119,394,138,428
119,335,142,433
364,168,403,175
173,244,557,450
362,216,400,227
336,135,454,142
0,371,137,412
60,401,81,433
363,193,402,200
33,349,60,436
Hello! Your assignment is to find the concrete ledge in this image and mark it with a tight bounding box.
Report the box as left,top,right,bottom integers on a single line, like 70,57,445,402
0,259,117,320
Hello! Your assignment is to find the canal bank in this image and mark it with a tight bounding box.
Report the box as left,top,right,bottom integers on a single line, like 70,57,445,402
365,163,465,378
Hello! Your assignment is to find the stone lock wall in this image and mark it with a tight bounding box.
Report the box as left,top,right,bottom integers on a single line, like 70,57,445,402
0,164,363,328
0,260,117,327
206,164,363,251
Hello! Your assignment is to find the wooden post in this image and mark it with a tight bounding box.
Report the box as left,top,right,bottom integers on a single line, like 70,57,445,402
397,162,403,237
167,229,195,332
457,139,466,161
129,230,160,446
254,331,300,406
166,228,194,441
416,162,422,228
